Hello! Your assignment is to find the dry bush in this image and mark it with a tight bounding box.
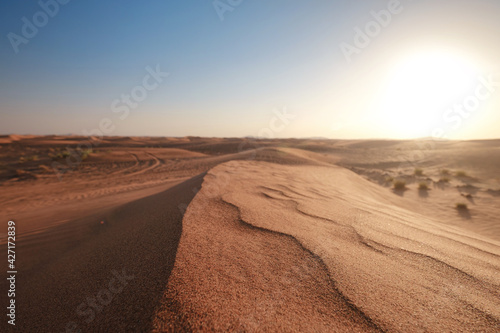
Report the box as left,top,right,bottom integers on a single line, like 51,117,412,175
414,168,424,176
418,182,429,190
393,180,406,190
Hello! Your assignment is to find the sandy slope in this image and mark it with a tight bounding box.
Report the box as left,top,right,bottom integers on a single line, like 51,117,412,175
0,174,203,332
154,160,500,332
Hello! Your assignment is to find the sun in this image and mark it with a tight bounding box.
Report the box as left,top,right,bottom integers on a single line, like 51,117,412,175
377,51,479,138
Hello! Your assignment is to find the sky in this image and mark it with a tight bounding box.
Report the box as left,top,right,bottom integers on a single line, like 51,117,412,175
1,0,499,139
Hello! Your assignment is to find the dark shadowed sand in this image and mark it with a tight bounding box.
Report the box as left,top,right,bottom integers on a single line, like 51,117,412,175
1,174,203,332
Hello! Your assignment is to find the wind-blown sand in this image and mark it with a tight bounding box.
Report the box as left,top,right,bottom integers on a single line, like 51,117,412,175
1,136,499,332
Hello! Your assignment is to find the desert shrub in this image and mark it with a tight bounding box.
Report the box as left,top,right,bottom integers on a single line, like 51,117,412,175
51,150,71,160
418,182,429,190
455,170,468,177
440,169,450,175
385,176,394,183
439,177,450,183
393,180,406,190
414,168,424,176
81,149,92,160
456,203,468,210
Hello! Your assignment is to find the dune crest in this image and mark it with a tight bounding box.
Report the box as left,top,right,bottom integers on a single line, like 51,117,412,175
155,160,500,332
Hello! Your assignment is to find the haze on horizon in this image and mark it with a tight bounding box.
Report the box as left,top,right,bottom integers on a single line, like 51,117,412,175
1,0,499,140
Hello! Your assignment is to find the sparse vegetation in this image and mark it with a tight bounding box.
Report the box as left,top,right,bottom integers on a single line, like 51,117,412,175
51,150,71,160
439,177,450,183
418,182,429,190
414,168,424,176
455,170,468,177
81,149,93,161
49,148,93,161
456,203,468,210
385,176,394,183
440,169,450,175
393,180,406,190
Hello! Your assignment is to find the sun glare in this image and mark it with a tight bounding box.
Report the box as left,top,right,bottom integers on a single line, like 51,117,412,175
378,51,479,138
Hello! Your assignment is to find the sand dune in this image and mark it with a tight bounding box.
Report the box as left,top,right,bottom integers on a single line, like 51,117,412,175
154,160,500,331
1,136,499,331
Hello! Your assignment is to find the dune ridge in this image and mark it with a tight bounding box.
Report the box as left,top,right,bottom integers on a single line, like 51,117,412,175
154,160,500,332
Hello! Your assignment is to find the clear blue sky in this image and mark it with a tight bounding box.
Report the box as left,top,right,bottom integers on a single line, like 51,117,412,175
1,0,499,139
